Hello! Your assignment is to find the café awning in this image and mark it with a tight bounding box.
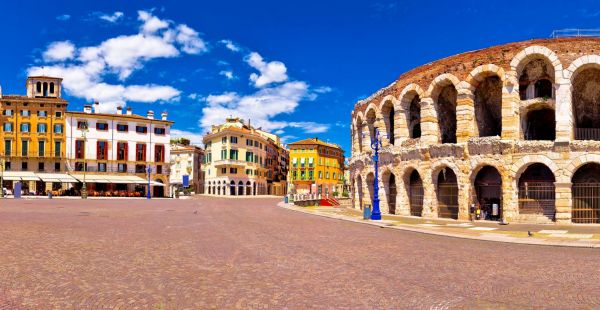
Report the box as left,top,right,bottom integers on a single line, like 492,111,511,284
37,173,78,183
1,171,40,181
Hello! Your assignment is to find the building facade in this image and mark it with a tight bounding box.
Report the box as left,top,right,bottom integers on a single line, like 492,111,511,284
169,140,204,194
65,104,172,197
288,138,344,196
0,76,68,194
203,118,287,196
350,37,600,224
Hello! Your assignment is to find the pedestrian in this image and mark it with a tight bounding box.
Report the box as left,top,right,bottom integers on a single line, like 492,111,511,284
475,206,481,220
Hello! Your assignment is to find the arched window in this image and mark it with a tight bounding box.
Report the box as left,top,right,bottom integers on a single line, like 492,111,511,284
518,58,554,100
49,82,55,94
474,76,502,137
381,100,395,145
573,67,600,140
518,163,555,221
434,85,457,143
572,163,600,223
524,108,555,140
36,82,42,93
408,95,421,139
43,82,48,97
407,170,423,216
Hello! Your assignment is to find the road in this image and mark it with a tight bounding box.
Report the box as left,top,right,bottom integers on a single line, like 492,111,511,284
0,197,599,309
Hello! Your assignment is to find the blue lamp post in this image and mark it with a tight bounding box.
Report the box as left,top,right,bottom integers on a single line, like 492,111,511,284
368,127,384,220
146,165,152,199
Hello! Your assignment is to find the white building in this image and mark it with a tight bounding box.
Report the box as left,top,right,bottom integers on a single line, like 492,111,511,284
65,103,173,197
169,142,204,195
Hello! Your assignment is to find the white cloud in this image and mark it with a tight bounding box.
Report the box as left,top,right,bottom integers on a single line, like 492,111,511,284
56,14,71,21
219,70,235,80
313,86,333,94
188,93,199,100
246,52,288,87
171,129,205,145
99,11,124,23
43,41,76,62
220,39,240,52
203,92,239,106
29,11,202,112
288,122,330,133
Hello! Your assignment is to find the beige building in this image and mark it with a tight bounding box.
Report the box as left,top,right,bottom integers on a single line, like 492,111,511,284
169,140,204,194
203,118,287,196
350,37,600,224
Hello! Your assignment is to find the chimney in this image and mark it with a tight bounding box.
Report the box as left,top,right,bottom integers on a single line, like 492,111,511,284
93,101,100,113
147,110,154,119
83,105,92,114
161,111,168,120
126,107,132,115
116,106,123,115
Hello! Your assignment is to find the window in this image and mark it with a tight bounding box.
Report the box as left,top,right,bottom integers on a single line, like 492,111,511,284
20,110,30,117
53,124,63,133
20,123,30,133
36,82,41,93
221,167,227,174
4,140,11,156
3,109,12,116
222,137,227,144
230,136,238,144
21,140,28,156
135,164,146,173
38,162,44,172
156,165,163,174
4,161,10,171
3,123,13,132
54,141,61,157
37,123,47,133
98,163,107,172
117,124,128,132
117,142,128,160
96,122,108,131
75,140,85,159
154,145,165,162
230,168,238,174
319,171,323,179
246,152,254,162
154,127,166,135
326,172,329,179
118,163,127,173
254,141,259,147
229,149,238,160
55,111,62,118
136,143,146,161
97,141,108,160
333,172,336,180
309,171,314,180
77,121,88,129
50,82,55,94
37,111,47,117
136,126,148,133
246,139,253,146
54,162,60,172
221,149,227,159
21,162,28,170
38,141,45,156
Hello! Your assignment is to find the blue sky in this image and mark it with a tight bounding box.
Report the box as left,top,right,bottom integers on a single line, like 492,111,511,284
1,0,599,153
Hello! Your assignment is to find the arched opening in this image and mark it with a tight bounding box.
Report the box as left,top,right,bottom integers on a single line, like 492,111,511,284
474,75,502,137
253,182,257,195
208,183,212,194
366,172,375,205
238,181,244,195
152,179,164,197
408,95,421,139
43,82,48,97
36,82,42,93
356,117,364,152
223,185,227,195
365,109,377,144
49,82,55,94
572,163,600,223
381,101,395,145
523,108,555,140
436,168,458,219
230,180,236,196
518,163,556,221
434,84,457,144
246,181,252,195
217,182,221,195
407,170,424,217
386,173,396,214
473,166,502,221
573,67,600,140
356,175,364,210
518,58,555,100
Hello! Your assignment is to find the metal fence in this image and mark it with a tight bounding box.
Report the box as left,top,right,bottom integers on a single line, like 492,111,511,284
572,183,600,224
518,182,556,220
409,184,424,216
437,184,459,219
550,29,600,38
575,128,600,141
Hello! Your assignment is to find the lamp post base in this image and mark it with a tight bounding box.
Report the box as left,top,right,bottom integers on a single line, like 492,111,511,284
81,183,88,199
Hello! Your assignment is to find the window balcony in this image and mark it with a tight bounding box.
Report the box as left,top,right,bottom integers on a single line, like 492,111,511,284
213,159,247,167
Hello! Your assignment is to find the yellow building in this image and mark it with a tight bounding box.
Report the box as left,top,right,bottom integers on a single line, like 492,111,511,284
0,76,67,194
288,138,344,196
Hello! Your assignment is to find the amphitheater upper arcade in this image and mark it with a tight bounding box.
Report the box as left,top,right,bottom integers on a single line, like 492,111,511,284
349,38,600,224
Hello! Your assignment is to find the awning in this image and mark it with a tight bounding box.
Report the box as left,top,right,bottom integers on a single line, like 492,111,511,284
150,181,165,187
69,174,111,183
1,171,40,181
37,173,78,183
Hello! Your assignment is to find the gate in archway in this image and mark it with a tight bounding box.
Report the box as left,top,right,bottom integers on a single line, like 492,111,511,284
572,184,600,223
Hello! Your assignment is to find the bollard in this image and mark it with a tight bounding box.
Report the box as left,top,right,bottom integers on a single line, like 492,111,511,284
48,191,52,199
363,204,372,220
284,195,289,204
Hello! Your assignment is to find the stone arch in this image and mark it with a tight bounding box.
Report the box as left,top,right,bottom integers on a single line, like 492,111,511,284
564,55,600,81
467,67,504,137
510,45,563,83
512,155,560,183
472,165,503,220
365,105,378,145
379,96,397,145
381,168,397,214
427,74,460,144
571,161,600,223
516,162,557,222
564,154,600,183
354,111,365,153
567,56,600,140
400,84,425,139
433,165,460,219
403,166,424,217
465,64,506,90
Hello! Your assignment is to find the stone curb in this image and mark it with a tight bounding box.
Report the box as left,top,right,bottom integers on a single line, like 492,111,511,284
277,202,600,249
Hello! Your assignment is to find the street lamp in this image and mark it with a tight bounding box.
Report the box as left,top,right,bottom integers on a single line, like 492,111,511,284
81,127,88,199
0,157,4,198
146,165,152,199
365,127,386,220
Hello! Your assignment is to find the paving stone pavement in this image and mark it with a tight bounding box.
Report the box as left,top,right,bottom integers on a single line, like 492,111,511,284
1,197,600,309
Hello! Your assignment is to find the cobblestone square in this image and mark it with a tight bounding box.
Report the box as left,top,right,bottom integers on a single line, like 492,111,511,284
1,197,600,309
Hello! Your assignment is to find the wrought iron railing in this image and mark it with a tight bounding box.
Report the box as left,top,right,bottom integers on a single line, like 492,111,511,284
409,184,424,217
575,128,600,141
518,182,555,220
437,184,459,219
572,183,600,224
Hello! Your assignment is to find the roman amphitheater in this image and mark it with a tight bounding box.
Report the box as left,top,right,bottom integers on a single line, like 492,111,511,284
349,37,600,224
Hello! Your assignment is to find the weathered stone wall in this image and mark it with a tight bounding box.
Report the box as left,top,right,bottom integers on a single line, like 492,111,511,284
350,38,600,224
